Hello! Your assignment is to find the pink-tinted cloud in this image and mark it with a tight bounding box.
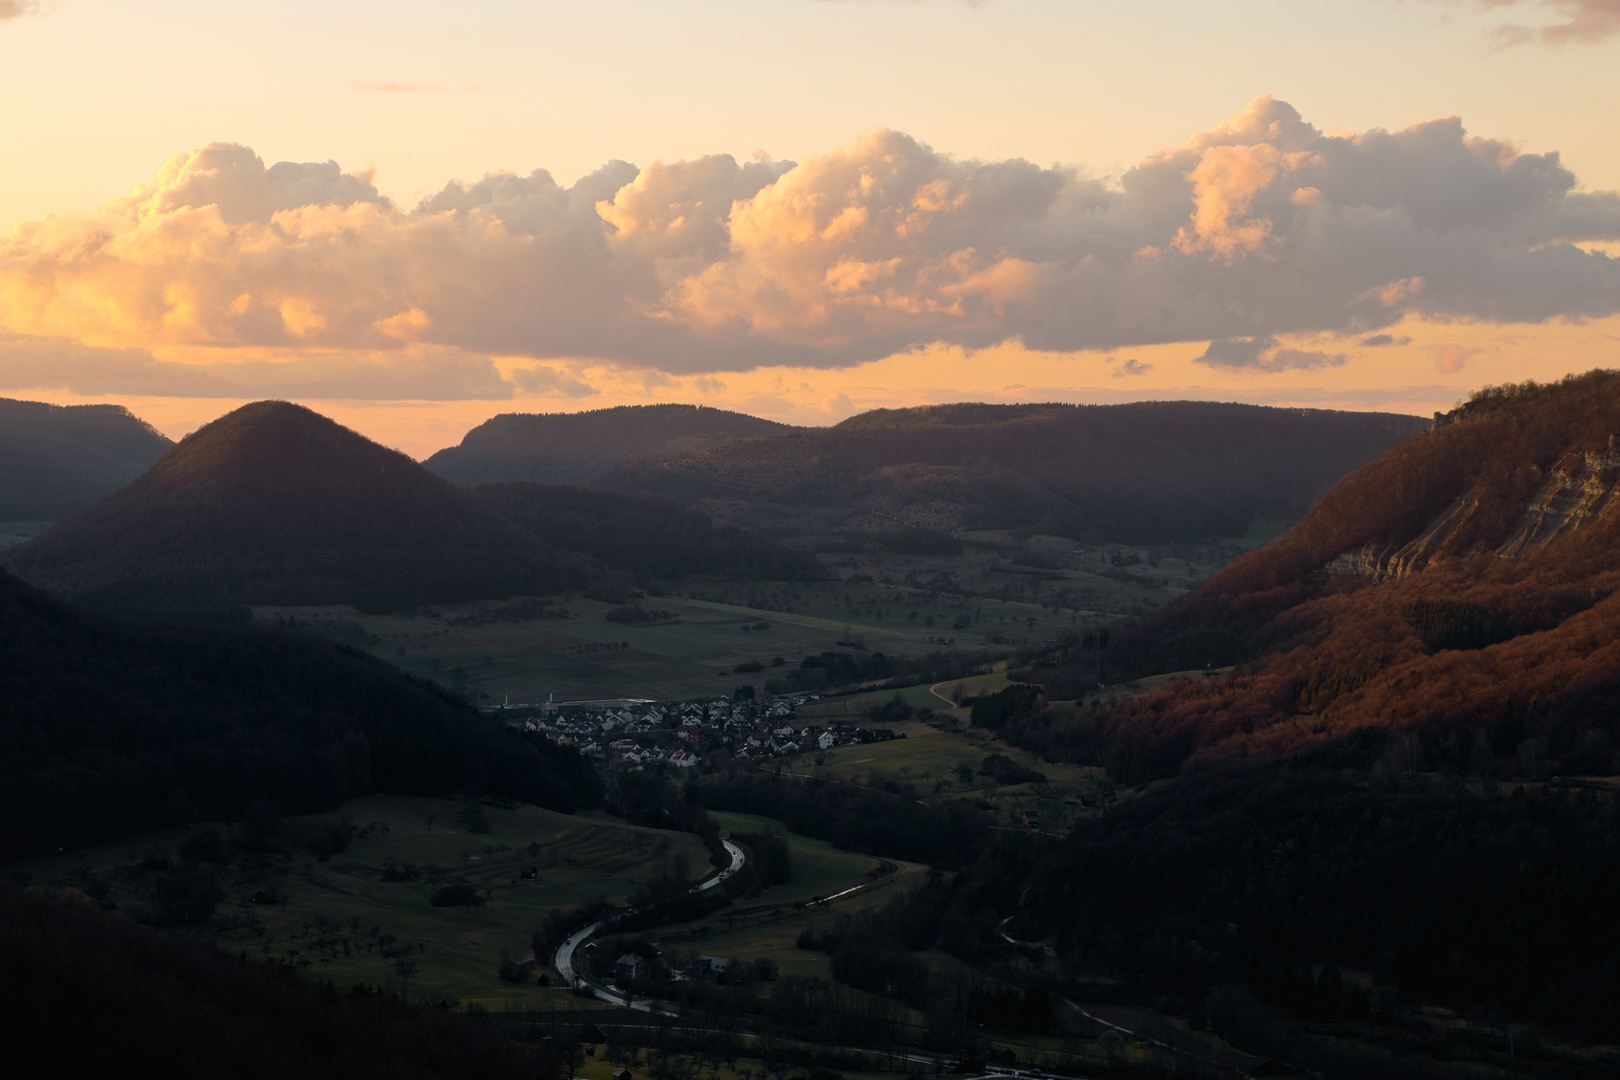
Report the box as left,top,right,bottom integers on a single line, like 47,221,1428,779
1463,1,1620,45
1,98,1618,398
1431,343,1487,372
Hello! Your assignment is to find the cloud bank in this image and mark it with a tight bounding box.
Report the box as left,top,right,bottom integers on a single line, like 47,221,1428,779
2,97,1617,396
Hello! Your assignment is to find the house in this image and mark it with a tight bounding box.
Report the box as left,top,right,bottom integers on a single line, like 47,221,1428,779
614,954,647,984
817,730,836,750
670,749,699,768
613,1069,633,1080
1080,793,1098,808
692,955,735,980
1021,811,1040,828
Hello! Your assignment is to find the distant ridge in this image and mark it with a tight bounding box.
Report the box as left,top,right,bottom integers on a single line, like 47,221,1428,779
597,400,1431,543
8,401,591,618
425,403,795,486
0,397,173,519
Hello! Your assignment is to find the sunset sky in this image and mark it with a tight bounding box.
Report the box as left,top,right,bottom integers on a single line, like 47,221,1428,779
2,0,1618,457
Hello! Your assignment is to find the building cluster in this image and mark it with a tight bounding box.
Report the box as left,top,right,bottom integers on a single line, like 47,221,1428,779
486,692,903,773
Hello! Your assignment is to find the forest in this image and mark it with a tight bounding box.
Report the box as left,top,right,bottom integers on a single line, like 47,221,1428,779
0,567,598,860
595,400,1427,543
0,886,557,1079
470,482,823,586
1017,372,1620,782
426,403,791,487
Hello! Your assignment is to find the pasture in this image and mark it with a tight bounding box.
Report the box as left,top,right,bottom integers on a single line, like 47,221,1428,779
8,794,717,1007
245,523,1268,704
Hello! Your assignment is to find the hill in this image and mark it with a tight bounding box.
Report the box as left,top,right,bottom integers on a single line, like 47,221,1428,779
0,397,173,519
424,403,794,486
0,887,556,1079
596,401,1429,543
0,566,598,859
469,482,824,586
1021,371,1620,782
6,401,594,618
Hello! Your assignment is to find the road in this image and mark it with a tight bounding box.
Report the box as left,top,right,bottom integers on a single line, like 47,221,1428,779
554,838,746,1010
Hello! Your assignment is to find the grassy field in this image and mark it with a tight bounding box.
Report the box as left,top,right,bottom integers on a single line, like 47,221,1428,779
0,520,50,548
244,523,1286,705
8,794,720,1007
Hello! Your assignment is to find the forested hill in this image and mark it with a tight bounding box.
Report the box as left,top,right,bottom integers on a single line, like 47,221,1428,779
597,401,1429,542
0,396,173,519
1023,370,1620,782
470,483,824,585
424,404,795,486
5,401,595,619
0,567,597,860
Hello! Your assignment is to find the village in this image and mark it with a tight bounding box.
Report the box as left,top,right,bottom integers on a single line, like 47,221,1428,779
483,694,903,773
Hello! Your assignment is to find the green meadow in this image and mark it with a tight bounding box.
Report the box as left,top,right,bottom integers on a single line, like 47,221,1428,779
11,794,719,1007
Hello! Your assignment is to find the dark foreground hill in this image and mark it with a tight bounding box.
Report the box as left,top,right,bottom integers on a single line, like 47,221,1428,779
597,401,1429,542
1019,371,1620,782
0,567,596,860
7,401,594,618
425,403,794,486
470,482,824,586
0,396,173,518
0,888,555,1080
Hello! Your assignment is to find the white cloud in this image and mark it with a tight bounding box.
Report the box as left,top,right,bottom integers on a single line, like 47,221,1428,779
2,98,1617,398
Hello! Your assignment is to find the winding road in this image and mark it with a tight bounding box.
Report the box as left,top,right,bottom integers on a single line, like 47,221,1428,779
554,838,746,1010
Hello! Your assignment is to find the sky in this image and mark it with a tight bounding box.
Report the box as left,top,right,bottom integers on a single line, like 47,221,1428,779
1,0,1618,457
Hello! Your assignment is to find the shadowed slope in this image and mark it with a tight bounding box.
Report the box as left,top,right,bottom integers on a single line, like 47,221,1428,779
8,401,593,617
1025,370,1620,781
425,403,795,486
598,401,1430,542
0,887,556,1079
0,566,597,859
0,397,173,518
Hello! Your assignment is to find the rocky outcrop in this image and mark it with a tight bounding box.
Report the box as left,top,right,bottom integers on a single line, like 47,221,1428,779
1328,440,1620,580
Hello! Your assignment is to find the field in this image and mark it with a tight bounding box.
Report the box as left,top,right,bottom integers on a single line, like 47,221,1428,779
0,520,49,548
247,524,1287,705
8,794,721,1007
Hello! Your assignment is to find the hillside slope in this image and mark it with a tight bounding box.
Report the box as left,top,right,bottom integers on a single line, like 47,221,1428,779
1025,371,1620,781
6,401,593,618
469,482,824,585
0,887,556,1079
598,401,1429,542
425,403,794,486
0,567,597,859
0,397,173,518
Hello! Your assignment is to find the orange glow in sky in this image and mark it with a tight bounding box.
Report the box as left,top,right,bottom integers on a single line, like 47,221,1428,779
2,1,1618,455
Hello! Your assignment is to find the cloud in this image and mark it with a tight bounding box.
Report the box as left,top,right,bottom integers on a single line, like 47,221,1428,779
0,2,44,21
1430,343,1487,372
1112,358,1152,377
1359,333,1412,347
507,363,598,398
2,98,1618,396
0,334,514,400
1442,1,1620,46
1195,336,1347,373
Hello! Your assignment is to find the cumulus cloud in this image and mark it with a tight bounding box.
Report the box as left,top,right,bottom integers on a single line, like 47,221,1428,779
2,98,1618,396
